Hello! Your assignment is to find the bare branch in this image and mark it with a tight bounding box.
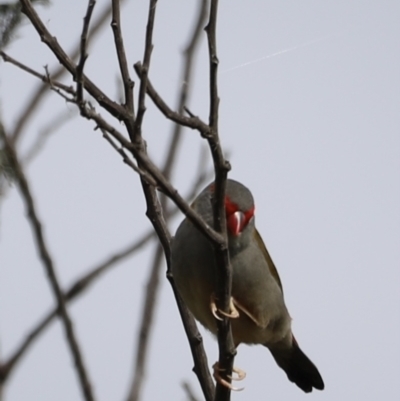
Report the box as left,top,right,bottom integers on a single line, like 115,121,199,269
132,0,158,138
168,276,215,401
111,0,134,113
101,129,156,185
204,1,235,400
0,51,75,95
134,62,211,136
77,0,96,102
0,131,95,401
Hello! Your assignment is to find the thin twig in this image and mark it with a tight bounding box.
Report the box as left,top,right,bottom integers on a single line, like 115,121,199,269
111,0,134,114
0,51,75,95
77,0,96,102
132,0,158,139
134,63,211,136
101,130,157,185
0,132,95,401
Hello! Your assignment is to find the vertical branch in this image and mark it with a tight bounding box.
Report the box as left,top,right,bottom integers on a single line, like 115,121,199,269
0,132,95,401
133,0,158,138
127,3,214,401
128,0,163,265
111,0,134,114
205,1,235,401
205,0,219,131
77,0,96,102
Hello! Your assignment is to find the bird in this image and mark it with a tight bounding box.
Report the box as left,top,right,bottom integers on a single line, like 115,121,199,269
171,179,324,393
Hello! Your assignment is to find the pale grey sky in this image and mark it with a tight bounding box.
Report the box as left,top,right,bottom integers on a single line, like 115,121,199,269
1,1,399,401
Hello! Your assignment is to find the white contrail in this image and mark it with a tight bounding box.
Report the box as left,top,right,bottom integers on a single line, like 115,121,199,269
221,32,340,74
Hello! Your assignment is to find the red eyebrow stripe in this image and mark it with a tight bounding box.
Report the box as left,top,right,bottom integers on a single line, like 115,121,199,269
224,196,238,214
225,197,255,222
244,205,255,222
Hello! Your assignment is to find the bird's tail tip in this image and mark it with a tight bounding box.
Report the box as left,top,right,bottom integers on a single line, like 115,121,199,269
270,336,324,393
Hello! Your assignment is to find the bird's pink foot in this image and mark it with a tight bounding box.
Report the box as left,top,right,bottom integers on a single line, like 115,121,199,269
212,362,246,391
210,295,240,321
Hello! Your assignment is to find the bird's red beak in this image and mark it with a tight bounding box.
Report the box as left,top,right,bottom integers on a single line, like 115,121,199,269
227,211,246,236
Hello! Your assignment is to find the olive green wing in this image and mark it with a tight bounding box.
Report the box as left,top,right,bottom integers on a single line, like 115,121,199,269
253,228,283,293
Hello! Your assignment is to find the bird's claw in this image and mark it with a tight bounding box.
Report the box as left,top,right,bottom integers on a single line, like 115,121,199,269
210,295,240,321
212,362,246,391
229,367,246,381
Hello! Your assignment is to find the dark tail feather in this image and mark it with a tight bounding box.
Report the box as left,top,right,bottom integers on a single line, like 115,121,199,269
269,337,324,393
